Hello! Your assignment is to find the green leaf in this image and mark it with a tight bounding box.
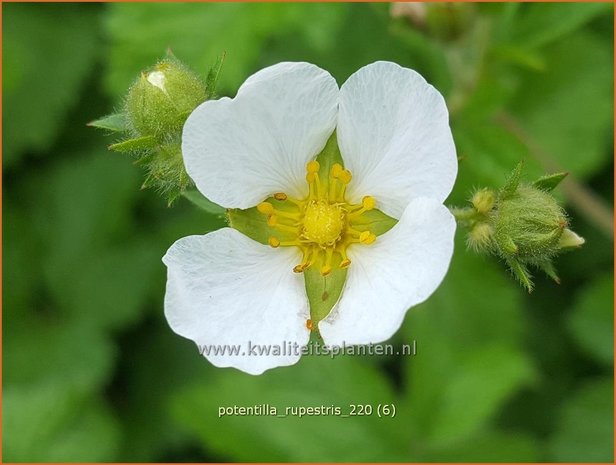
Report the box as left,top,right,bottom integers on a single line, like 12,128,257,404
3,201,44,319
171,356,407,462
58,241,161,331
105,3,349,97
3,384,120,462
450,121,541,205
511,3,611,50
4,318,115,392
548,378,614,462
428,344,536,445
30,151,139,268
567,273,614,365
403,236,533,447
27,151,160,330
88,112,129,133
510,32,613,180
532,171,568,192
182,190,226,216
117,327,215,461
3,4,99,167
420,430,539,462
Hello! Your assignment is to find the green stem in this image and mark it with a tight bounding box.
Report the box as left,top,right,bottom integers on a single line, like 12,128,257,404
449,206,481,225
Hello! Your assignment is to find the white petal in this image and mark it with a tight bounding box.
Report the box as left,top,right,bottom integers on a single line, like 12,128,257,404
337,61,457,218
163,228,310,375
319,197,455,346
182,62,339,209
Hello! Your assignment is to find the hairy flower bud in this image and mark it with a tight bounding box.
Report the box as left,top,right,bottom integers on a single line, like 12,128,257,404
493,184,567,261
471,188,495,214
125,57,207,140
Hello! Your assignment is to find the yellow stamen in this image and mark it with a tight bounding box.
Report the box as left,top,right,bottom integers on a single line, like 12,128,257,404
349,195,376,218
256,159,379,275
273,223,299,234
338,247,351,269
331,163,343,178
320,247,334,276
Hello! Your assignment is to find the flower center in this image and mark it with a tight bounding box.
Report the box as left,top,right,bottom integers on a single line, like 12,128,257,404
302,200,344,246
257,160,377,276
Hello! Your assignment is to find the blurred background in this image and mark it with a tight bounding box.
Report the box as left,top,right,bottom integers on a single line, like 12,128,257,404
3,2,614,462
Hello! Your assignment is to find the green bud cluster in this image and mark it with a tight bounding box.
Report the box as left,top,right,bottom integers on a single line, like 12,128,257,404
90,52,223,204
454,162,585,292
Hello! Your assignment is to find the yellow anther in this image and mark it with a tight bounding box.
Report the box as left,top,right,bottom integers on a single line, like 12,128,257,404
365,233,377,245
257,202,274,215
268,237,280,248
267,215,278,226
359,230,377,244
274,192,288,201
338,170,352,184
293,261,311,273
320,265,332,276
340,258,351,269
331,163,343,178
306,160,320,174
362,196,376,210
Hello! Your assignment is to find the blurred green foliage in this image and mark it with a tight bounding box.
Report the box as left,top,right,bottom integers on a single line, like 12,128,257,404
3,2,613,462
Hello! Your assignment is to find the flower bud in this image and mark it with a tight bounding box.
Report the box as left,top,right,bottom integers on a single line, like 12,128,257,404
493,184,567,262
558,228,586,249
125,57,207,140
471,188,495,214
467,222,494,253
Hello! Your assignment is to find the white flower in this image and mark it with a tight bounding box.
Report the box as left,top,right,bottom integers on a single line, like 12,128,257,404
163,61,457,375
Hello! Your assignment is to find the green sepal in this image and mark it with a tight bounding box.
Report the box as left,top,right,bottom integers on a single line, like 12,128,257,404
304,261,347,336
182,190,226,216
206,52,226,99
108,135,158,153
353,209,397,236
500,160,524,199
533,172,568,192
88,113,128,133
537,259,560,284
227,198,296,245
506,257,534,293
314,130,343,179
